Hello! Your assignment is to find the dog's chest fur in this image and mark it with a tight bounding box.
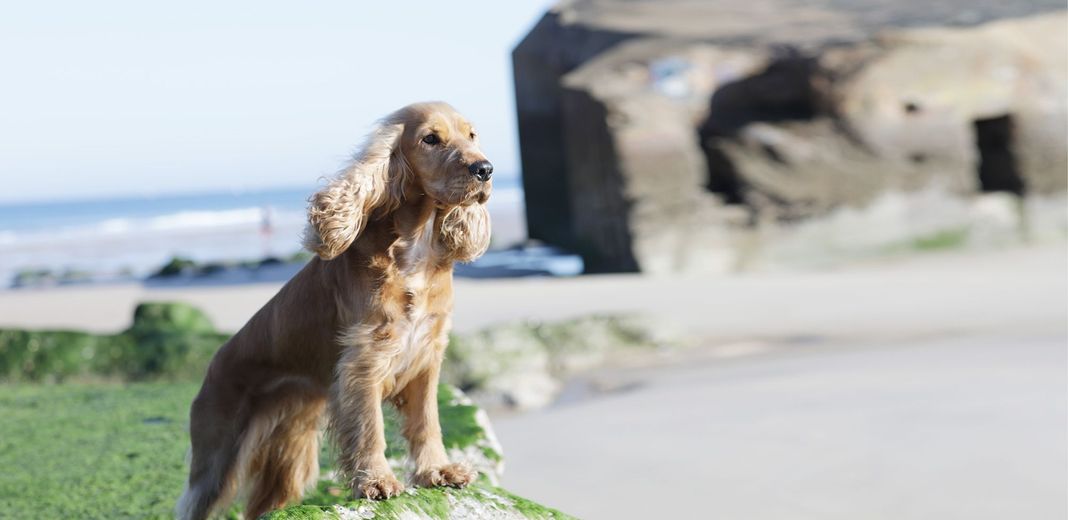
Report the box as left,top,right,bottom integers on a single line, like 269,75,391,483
378,210,450,389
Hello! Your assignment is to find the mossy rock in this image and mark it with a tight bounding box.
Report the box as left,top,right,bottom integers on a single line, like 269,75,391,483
373,385,503,486
443,314,684,409
0,312,572,519
0,301,227,383
264,484,575,520
127,301,217,336
116,331,230,380
220,384,520,519
120,302,227,380
0,380,527,519
0,329,99,382
151,256,197,278
261,385,566,520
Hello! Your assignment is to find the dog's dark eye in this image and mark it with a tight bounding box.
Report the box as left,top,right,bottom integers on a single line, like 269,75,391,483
422,134,441,145
470,132,476,139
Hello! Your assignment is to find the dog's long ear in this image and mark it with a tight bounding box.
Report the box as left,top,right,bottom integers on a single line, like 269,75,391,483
304,123,409,260
439,203,491,263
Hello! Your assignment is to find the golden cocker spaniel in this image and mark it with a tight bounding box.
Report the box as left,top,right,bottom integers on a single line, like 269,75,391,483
177,102,493,520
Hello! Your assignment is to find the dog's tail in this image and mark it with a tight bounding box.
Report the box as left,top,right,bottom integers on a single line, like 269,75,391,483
178,381,326,520
175,449,197,520
175,442,241,520
176,393,243,520
175,473,212,520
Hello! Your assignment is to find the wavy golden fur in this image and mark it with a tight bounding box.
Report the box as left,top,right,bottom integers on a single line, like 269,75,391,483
177,102,492,520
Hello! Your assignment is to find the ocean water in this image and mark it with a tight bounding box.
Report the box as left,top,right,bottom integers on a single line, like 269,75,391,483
0,179,527,287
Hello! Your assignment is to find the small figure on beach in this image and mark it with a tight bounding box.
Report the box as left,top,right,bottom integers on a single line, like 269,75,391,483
259,205,275,258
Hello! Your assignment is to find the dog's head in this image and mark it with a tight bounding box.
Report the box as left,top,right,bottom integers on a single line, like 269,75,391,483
398,102,493,207
304,102,492,261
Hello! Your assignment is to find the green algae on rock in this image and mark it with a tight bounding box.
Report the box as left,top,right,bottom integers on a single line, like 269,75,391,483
0,301,228,383
263,484,575,520
0,300,576,519
444,314,686,409
255,385,566,520
374,384,504,485
0,381,537,519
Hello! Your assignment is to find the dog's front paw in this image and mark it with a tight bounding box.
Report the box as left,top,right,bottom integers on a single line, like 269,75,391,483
413,462,477,488
356,471,405,500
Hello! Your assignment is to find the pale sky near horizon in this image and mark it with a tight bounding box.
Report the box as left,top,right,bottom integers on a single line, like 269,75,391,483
0,1,554,204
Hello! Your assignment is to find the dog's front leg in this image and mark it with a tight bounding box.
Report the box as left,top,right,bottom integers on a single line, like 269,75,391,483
396,347,478,489
330,346,405,500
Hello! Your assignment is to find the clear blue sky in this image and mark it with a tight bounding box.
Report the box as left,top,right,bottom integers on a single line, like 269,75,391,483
0,1,553,203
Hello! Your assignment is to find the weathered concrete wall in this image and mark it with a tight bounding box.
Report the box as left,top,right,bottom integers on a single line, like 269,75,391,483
558,87,638,272
514,0,1067,273
512,10,633,250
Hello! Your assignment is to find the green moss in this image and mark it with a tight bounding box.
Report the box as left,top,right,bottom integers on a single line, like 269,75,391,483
0,381,533,519
0,329,94,382
909,227,970,251
264,484,576,520
118,330,230,381
264,505,341,519
436,384,500,462
0,302,229,383
441,315,669,405
359,487,451,519
0,302,569,518
0,383,197,518
128,302,217,336
489,486,577,519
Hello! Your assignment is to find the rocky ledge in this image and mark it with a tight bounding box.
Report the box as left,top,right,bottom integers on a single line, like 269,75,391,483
263,384,573,520
263,486,573,520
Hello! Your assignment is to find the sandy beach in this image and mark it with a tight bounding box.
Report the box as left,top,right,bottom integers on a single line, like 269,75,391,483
0,245,1064,519
493,332,1066,519
1,244,1063,340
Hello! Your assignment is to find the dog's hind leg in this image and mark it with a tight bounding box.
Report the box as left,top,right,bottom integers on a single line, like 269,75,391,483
242,379,327,520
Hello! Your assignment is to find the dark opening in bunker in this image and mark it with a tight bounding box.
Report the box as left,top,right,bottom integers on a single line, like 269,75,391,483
698,52,828,206
702,146,745,204
973,115,1024,195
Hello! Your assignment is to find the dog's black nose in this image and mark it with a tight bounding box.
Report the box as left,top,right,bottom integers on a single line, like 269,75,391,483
468,160,493,182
